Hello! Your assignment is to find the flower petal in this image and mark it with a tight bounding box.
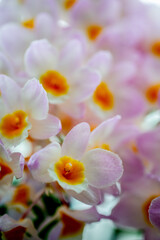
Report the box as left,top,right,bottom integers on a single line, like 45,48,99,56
62,122,90,160
9,152,24,179
82,149,123,188
0,23,33,67
22,78,49,120
87,51,112,76
0,75,21,110
149,196,160,229
70,68,101,102
29,114,61,139
59,39,84,75
60,206,101,223
24,39,57,76
28,143,61,183
89,115,121,148
66,186,102,205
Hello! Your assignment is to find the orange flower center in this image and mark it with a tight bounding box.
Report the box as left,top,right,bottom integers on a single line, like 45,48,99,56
145,83,160,104
0,158,13,180
22,19,34,29
3,226,26,240
0,110,28,139
142,194,160,226
87,25,103,41
54,156,85,185
64,0,77,9
151,41,160,57
93,82,114,110
11,184,30,207
40,70,69,97
60,212,84,237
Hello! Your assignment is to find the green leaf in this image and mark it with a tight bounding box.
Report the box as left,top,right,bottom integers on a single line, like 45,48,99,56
32,205,45,229
42,193,62,216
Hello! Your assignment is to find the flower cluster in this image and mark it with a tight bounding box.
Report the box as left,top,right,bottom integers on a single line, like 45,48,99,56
0,0,160,239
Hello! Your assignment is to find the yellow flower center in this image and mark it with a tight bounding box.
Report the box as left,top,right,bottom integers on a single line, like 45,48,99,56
87,25,103,41
93,82,114,110
142,194,160,226
0,158,13,180
151,41,160,57
145,83,160,104
0,110,28,139
22,19,34,29
40,70,69,97
54,156,85,185
64,0,77,9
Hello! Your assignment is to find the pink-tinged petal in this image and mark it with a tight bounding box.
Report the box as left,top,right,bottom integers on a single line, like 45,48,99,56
149,196,160,229
60,206,101,223
82,149,123,188
70,68,101,102
28,143,61,183
0,53,14,76
29,114,61,139
87,51,112,77
62,122,90,160
144,228,160,240
0,143,11,163
110,193,147,229
9,152,24,179
116,87,146,118
89,115,121,147
22,78,48,120
136,128,160,163
35,13,57,40
66,186,102,205
59,39,84,74
0,215,40,239
48,222,63,240
0,75,21,110
24,39,57,76
0,23,33,67
60,102,85,119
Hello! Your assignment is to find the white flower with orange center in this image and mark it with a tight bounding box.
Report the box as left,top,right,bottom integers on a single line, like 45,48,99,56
24,39,100,106
67,0,122,43
87,51,145,119
0,75,61,148
28,122,123,204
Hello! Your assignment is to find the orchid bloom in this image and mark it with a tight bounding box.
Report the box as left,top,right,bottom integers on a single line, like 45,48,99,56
0,75,61,148
24,39,100,106
28,122,123,205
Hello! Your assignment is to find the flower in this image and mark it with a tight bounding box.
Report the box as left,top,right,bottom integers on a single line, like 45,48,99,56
28,122,123,205
0,75,61,148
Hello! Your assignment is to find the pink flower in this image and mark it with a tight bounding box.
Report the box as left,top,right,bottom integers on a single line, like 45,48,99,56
28,122,123,205
86,51,146,119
